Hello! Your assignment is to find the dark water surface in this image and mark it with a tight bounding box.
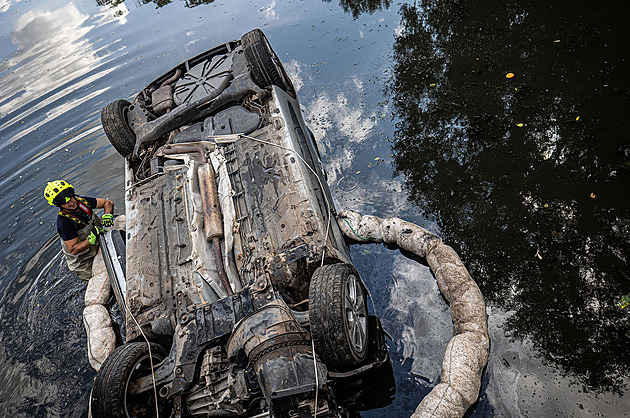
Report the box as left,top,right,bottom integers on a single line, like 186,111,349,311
1,0,628,416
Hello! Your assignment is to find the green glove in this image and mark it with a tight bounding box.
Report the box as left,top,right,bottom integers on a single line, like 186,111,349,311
87,231,98,245
101,213,114,227
96,226,105,234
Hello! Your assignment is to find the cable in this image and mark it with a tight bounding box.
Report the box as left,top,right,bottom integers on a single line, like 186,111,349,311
124,302,160,417
311,339,319,418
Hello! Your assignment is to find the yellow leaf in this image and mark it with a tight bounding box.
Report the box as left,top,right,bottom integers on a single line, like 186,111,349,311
535,250,543,260
506,72,515,79
374,157,380,160
356,171,361,174
590,192,596,198
516,123,524,127
575,116,580,121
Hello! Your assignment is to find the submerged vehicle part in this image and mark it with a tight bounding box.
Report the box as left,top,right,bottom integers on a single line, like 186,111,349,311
95,29,395,418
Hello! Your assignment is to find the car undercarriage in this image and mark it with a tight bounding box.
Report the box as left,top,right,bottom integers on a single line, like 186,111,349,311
94,29,395,418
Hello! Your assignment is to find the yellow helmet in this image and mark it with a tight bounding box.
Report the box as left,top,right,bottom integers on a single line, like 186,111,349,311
44,180,75,206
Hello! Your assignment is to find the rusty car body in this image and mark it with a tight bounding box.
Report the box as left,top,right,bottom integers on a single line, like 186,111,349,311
93,29,395,418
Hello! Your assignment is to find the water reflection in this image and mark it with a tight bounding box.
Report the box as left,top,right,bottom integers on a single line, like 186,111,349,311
389,1,630,392
322,0,391,18
1,5,92,121
96,0,390,15
0,239,94,417
97,0,215,9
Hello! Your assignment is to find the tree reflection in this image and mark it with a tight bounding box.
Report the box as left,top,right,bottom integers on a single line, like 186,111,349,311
322,0,391,19
97,0,215,9
98,0,388,13
389,1,630,392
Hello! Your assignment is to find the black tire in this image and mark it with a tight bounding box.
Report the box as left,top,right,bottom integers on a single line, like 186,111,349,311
241,29,293,94
309,263,369,370
91,342,169,418
101,100,136,158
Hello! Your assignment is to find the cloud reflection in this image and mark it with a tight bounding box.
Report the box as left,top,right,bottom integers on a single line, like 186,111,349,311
284,59,304,92
96,1,129,24
0,4,100,121
304,81,377,184
0,0,11,13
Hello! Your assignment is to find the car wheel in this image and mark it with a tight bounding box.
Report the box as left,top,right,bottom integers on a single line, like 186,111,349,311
309,263,369,370
101,100,136,158
241,29,294,94
91,342,168,418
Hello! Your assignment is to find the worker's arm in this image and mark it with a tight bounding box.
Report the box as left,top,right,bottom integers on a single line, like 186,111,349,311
64,236,93,255
95,198,114,214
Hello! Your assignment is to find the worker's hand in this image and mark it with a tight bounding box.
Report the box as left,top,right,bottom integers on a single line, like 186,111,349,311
101,213,114,227
87,231,98,245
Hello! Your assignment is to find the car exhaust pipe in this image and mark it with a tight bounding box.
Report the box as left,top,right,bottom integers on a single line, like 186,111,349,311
197,163,224,241
163,145,234,296
198,162,234,297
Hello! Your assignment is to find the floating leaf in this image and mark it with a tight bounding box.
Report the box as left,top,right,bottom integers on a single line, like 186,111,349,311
575,116,580,121
590,192,596,198
356,171,361,174
429,83,437,87
374,157,380,160
516,123,524,127
506,72,515,79
535,250,543,260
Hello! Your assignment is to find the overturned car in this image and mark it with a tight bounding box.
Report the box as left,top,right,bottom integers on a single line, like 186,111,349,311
94,29,395,418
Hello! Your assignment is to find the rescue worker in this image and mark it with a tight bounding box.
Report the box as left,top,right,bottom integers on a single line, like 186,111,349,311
44,180,114,280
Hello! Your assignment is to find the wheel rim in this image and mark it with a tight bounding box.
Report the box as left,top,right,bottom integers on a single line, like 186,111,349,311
124,352,162,417
345,274,367,354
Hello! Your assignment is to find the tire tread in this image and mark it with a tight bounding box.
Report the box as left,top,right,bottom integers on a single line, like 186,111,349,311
241,29,290,92
101,100,136,158
91,342,166,418
309,263,367,370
